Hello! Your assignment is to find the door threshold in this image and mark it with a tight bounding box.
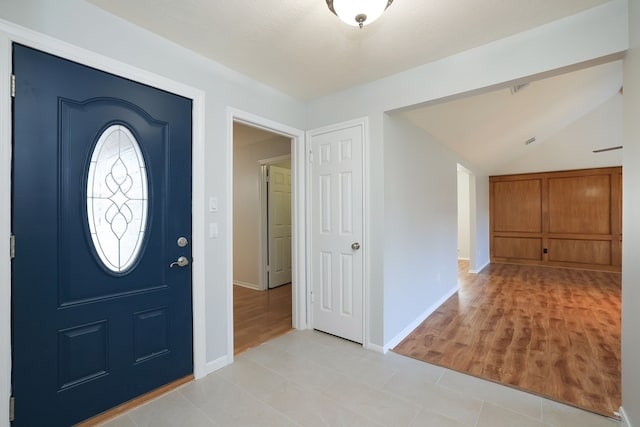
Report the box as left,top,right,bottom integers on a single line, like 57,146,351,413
74,375,194,426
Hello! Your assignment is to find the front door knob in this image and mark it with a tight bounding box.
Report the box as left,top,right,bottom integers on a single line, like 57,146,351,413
351,242,361,250
170,256,189,268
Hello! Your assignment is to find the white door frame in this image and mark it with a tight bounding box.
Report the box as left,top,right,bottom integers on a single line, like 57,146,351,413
226,108,307,359
0,21,208,422
306,117,369,348
259,154,292,291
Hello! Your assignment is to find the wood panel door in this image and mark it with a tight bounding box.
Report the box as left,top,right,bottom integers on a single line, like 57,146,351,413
490,167,622,272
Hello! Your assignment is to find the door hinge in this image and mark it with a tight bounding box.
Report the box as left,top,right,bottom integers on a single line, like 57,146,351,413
10,234,15,259
10,74,15,98
9,395,14,422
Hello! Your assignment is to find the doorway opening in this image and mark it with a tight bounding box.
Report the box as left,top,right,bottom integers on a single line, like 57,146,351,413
457,164,472,275
232,121,294,354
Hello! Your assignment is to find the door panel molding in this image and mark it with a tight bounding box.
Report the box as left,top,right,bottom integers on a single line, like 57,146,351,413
227,108,307,362
0,20,206,425
258,155,292,291
307,117,368,347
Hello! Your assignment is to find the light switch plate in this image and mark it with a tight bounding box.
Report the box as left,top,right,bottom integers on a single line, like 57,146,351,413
209,222,219,238
209,197,218,212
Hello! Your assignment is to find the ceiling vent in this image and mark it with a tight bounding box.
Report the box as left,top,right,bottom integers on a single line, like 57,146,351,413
510,83,530,95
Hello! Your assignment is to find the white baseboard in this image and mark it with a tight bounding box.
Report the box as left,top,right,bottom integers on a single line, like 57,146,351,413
365,342,385,354
383,286,458,352
469,260,490,274
203,354,232,377
233,280,261,290
620,406,633,427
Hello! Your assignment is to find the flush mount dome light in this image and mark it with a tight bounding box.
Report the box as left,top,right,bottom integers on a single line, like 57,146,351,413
326,0,394,28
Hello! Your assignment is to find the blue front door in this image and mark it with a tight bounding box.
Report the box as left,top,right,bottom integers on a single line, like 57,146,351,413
11,44,193,426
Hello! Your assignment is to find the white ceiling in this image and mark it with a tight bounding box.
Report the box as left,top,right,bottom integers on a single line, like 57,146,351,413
86,0,622,175
86,0,610,101
402,60,624,174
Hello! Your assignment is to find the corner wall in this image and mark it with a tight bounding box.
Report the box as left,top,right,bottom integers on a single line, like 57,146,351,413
382,115,459,346
622,0,640,423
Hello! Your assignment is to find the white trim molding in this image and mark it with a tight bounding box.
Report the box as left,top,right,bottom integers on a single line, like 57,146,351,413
383,286,458,352
0,23,208,425
620,406,633,427
469,260,490,274
233,281,261,291
226,107,307,361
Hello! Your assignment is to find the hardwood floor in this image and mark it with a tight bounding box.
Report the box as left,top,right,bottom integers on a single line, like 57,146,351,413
233,283,292,355
393,261,621,418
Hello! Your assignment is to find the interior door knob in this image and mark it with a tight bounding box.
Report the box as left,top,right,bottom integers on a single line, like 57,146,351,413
170,256,189,268
351,242,361,250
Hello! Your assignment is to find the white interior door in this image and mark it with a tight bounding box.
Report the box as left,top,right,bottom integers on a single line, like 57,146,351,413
310,123,364,343
268,165,292,288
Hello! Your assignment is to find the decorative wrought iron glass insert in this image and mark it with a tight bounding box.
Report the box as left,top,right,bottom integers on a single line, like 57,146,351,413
87,125,148,272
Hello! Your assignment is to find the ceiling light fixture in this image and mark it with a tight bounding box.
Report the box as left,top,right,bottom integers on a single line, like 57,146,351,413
326,0,394,28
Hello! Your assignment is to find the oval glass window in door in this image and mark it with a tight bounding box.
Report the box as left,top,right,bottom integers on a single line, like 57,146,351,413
87,125,148,273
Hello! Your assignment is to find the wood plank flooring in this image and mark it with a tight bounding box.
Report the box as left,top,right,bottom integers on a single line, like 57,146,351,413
233,283,292,355
393,261,621,418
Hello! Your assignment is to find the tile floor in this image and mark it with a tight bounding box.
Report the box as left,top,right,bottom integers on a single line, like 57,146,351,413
100,330,620,427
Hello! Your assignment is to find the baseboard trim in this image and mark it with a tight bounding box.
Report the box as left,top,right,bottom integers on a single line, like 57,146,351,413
469,260,490,274
233,280,261,290
457,257,470,261
365,342,385,354
620,406,633,427
383,286,458,352
205,354,231,375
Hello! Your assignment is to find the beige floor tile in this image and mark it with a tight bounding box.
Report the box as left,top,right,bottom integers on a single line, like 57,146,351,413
408,408,471,427
97,414,137,427
217,355,287,396
263,381,383,427
181,373,297,426
541,400,620,427
437,369,542,419
323,376,421,426
126,390,216,427
370,351,446,382
477,402,550,427
383,371,482,426
243,343,343,392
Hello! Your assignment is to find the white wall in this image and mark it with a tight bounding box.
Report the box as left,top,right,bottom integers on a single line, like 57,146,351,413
457,169,471,260
497,92,624,174
307,0,627,348
0,0,305,377
233,136,291,288
622,0,640,424
383,115,459,345
469,175,491,273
